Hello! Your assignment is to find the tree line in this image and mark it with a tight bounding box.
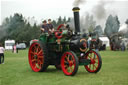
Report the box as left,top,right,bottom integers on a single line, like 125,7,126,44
0,13,71,46
0,13,128,46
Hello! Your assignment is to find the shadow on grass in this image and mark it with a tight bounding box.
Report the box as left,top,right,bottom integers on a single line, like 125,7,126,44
26,66,102,77
45,68,61,73
27,67,61,73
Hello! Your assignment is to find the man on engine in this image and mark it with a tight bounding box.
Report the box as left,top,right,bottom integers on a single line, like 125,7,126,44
47,19,54,33
40,20,49,33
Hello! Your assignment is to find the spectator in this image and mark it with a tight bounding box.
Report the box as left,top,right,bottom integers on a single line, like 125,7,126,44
13,44,17,53
16,43,18,53
121,43,126,51
95,38,102,51
0,43,5,64
87,34,92,49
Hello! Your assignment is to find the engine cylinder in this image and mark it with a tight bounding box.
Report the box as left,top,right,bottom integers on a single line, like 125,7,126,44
69,38,87,52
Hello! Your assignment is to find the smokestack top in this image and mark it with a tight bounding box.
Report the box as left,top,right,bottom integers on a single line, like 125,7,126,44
72,7,80,12
72,7,80,33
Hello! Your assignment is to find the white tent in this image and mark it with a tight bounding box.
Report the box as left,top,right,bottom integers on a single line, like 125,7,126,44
5,40,15,50
99,37,110,47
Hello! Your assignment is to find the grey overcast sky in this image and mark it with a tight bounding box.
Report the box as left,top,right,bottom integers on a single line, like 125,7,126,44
1,0,128,26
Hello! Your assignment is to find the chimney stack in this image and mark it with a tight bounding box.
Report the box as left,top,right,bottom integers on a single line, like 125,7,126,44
72,7,80,34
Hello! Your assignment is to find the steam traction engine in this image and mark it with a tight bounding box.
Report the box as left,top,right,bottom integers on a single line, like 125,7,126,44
28,7,102,76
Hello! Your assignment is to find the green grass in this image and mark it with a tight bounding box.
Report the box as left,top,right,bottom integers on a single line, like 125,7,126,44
0,49,128,85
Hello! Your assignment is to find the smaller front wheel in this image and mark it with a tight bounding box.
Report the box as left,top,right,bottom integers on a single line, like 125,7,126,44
84,50,102,73
61,51,79,76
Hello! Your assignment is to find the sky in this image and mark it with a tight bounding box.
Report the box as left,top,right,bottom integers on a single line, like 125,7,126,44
1,0,128,27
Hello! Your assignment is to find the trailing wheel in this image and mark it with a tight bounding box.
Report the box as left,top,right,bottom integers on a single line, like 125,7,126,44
84,50,102,73
28,42,49,72
61,51,79,76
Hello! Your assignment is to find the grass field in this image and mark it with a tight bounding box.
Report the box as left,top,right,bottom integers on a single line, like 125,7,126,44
0,49,128,85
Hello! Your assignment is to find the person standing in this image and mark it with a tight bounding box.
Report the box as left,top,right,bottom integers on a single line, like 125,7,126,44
95,38,102,51
13,44,17,53
0,43,5,64
87,34,92,49
40,20,49,33
47,19,54,33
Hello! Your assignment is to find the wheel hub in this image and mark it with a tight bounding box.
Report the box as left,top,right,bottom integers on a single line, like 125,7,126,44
34,55,38,63
34,55,38,59
90,59,95,64
69,61,73,66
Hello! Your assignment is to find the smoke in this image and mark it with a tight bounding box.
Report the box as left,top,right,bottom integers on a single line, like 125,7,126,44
119,23,128,34
73,0,86,7
125,19,128,24
71,0,115,33
92,0,115,29
80,13,96,33
92,1,107,20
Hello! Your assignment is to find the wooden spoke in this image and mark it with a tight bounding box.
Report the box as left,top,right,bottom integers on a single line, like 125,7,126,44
32,59,36,62
38,55,43,59
34,65,37,69
64,60,68,64
30,51,35,55
66,55,70,62
37,50,43,56
89,64,91,69
70,66,73,72
93,64,97,69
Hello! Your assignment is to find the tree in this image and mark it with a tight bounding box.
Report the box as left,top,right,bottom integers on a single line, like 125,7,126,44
0,18,10,40
0,14,71,46
104,15,120,50
104,15,120,38
63,16,66,23
67,17,71,22
125,19,128,38
1,13,25,40
52,20,57,28
94,25,103,36
57,16,62,26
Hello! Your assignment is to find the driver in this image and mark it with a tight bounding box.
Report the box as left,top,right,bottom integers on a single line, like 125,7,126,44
40,20,49,33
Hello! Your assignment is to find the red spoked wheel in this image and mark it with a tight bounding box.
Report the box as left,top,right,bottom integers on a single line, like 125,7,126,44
84,50,102,73
28,42,48,72
55,24,64,39
61,51,78,76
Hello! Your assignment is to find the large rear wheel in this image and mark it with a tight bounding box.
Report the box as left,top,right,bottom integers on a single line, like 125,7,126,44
61,51,79,76
84,50,102,73
28,42,49,72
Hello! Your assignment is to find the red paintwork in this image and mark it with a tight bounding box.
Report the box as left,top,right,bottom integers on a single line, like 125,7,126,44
57,24,64,30
83,42,87,48
91,39,96,41
61,52,76,75
55,24,64,39
85,51,100,72
28,42,44,72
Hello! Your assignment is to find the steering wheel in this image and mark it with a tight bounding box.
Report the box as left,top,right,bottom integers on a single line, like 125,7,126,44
55,24,64,39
